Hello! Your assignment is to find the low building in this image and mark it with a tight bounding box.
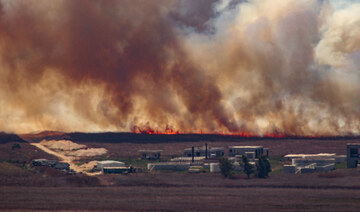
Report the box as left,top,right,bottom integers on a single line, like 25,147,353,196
96,160,126,171
209,162,244,173
147,162,191,171
103,167,130,174
183,146,224,158
53,162,70,170
32,159,57,166
284,153,336,160
283,154,338,174
284,153,346,163
32,159,70,170
139,150,163,160
347,143,360,168
228,146,267,158
171,156,205,162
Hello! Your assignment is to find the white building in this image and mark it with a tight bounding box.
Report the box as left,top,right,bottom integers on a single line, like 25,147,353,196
283,153,345,174
139,150,163,160
96,160,126,171
147,162,191,171
228,146,268,158
183,146,224,158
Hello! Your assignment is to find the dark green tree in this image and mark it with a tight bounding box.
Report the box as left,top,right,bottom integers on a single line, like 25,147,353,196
256,155,271,178
263,155,272,177
218,157,234,178
241,155,254,179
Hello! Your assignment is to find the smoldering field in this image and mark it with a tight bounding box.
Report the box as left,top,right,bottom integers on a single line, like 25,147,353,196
0,0,360,136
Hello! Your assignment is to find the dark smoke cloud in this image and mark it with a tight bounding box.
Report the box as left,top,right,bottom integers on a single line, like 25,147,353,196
0,0,359,136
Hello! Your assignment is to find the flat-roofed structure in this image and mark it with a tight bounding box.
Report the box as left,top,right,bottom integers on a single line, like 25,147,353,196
347,143,360,168
283,153,340,174
284,153,336,160
139,150,163,160
284,153,346,163
32,159,57,167
32,159,70,170
147,162,191,171
103,167,130,174
183,146,224,158
96,160,126,171
228,146,266,158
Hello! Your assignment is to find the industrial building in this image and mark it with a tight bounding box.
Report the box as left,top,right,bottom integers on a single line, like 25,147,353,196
32,159,56,167
53,162,70,170
228,146,268,158
209,162,243,173
103,167,130,174
96,160,126,171
347,143,360,168
183,145,224,158
283,153,346,174
32,159,70,171
171,156,206,162
138,150,163,160
147,162,191,171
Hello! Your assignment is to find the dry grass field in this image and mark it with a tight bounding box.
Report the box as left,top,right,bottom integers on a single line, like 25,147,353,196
2,186,360,211
81,138,353,160
2,133,360,211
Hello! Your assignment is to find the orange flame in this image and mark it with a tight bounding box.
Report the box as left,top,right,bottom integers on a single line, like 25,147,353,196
132,125,287,138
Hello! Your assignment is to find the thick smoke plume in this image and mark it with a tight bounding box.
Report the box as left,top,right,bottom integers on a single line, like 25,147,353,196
0,0,359,136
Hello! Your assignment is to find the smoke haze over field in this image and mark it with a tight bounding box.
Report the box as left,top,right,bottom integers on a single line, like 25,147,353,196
0,0,359,136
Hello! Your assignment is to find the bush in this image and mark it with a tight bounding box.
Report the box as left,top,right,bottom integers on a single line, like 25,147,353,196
11,143,21,150
218,157,234,178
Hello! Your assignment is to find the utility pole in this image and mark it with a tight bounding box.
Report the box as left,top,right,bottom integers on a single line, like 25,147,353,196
205,143,208,159
192,146,194,163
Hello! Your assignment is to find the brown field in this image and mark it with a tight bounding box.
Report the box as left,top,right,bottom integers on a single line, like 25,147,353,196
2,135,360,211
82,138,354,159
2,185,360,211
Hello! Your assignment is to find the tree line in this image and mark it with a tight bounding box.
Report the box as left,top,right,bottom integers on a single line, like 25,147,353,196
218,155,271,179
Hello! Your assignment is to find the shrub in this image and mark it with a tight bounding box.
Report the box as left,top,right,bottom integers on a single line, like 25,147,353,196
11,143,21,150
218,157,234,178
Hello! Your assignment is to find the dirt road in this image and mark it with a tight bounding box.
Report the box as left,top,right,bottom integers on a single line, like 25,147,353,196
30,142,101,176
